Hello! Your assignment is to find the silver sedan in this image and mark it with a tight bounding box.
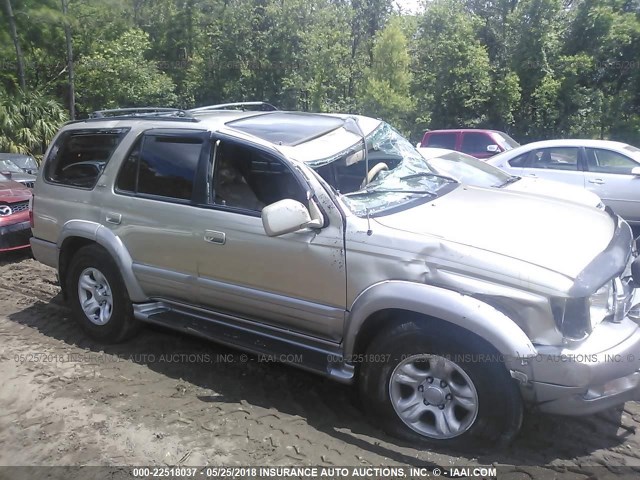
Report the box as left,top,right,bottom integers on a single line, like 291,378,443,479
418,147,603,209
486,139,640,225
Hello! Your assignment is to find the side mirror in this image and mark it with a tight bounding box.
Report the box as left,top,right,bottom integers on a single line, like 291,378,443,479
262,199,322,237
0,171,11,178
631,167,640,176
486,144,500,153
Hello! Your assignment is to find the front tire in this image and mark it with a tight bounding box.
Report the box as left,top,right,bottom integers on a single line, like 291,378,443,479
359,320,523,449
67,244,139,343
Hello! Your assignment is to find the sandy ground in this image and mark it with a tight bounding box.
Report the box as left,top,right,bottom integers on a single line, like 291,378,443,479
1,251,640,479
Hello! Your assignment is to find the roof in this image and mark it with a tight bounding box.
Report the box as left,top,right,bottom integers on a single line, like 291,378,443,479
61,109,383,164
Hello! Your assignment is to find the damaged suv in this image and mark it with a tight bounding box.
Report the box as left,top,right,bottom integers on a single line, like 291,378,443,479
30,104,640,448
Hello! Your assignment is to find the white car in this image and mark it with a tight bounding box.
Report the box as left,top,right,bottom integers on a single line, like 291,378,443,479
418,147,604,210
486,140,640,224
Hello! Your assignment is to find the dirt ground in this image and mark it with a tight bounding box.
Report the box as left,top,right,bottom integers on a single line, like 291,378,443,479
1,251,640,479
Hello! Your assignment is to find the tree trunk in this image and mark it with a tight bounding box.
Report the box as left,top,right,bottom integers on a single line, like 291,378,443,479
61,0,75,120
3,0,26,89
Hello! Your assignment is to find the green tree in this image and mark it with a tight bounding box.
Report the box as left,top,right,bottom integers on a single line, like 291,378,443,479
359,16,414,132
413,0,492,131
75,28,177,113
0,89,68,156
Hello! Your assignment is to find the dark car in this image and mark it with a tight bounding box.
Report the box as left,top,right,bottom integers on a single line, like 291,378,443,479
420,129,520,159
0,153,39,175
0,173,32,252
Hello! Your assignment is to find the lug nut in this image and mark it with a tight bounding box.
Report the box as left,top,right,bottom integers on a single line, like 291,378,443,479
427,377,434,384
417,385,424,392
440,380,447,388
438,404,445,410
446,394,452,400
423,400,429,405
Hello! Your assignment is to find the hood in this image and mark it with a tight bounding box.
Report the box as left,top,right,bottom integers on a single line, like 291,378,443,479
373,185,616,279
506,177,602,209
0,179,32,202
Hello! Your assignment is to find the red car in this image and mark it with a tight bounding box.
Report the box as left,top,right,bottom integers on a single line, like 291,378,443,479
419,129,520,159
0,173,32,252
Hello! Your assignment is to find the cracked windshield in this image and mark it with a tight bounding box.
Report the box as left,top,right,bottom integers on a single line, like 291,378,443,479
313,122,457,216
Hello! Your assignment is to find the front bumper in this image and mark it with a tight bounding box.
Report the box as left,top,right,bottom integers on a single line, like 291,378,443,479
529,316,640,415
0,220,32,252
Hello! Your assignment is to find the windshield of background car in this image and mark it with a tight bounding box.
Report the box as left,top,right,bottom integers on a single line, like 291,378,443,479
0,159,23,173
494,132,520,150
11,156,38,171
426,151,512,187
311,122,457,216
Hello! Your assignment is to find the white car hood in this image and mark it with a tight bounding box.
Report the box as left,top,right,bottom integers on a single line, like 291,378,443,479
373,185,616,279
506,177,602,209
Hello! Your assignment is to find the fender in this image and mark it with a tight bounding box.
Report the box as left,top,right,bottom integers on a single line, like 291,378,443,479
58,220,147,302
344,280,537,362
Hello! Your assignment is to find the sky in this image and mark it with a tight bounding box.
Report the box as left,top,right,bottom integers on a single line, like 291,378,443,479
394,0,426,14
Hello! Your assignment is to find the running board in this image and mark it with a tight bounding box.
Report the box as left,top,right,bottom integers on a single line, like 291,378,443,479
133,301,355,383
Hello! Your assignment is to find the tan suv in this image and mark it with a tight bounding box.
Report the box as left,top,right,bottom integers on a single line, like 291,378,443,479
30,104,640,449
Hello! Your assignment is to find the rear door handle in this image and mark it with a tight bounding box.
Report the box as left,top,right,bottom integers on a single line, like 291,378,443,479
106,212,122,225
588,179,605,185
204,230,226,245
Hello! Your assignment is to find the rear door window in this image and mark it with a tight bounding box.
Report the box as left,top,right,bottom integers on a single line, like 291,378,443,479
526,147,580,171
44,129,129,188
115,130,207,201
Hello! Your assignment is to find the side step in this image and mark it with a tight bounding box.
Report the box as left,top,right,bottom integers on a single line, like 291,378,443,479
133,301,355,383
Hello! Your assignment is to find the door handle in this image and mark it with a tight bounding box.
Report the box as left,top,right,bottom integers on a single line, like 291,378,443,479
588,179,605,185
204,230,226,245
105,212,122,225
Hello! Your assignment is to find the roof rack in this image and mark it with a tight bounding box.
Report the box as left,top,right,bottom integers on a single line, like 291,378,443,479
88,107,198,122
189,102,278,113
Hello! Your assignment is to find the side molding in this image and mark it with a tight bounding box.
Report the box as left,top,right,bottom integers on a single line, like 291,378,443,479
345,281,537,361
58,220,147,302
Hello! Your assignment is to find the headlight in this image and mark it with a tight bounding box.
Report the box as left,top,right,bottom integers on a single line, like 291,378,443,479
552,280,616,340
589,280,615,329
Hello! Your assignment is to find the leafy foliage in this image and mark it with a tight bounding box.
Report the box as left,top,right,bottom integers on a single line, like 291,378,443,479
0,0,639,145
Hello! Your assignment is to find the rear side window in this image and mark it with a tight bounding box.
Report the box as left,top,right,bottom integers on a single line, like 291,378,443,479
424,133,456,149
116,131,204,201
44,129,129,188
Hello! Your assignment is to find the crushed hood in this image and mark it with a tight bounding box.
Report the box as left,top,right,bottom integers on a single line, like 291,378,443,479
373,185,616,279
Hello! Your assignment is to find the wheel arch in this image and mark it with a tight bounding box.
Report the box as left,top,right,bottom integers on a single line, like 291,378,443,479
346,281,537,365
57,220,146,302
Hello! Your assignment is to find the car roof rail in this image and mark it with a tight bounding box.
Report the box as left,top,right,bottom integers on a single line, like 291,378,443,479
189,102,278,113
88,107,198,122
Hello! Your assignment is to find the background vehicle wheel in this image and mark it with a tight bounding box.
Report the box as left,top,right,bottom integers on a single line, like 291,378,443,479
66,244,139,343
359,320,523,449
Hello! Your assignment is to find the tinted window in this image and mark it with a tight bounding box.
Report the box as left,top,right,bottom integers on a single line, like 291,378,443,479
460,133,493,154
213,142,306,212
508,153,529,167
137,135,202,200
116,139,141,192
585,149,638,174
528,147,579,170
44,129,128,188
424,133,456,149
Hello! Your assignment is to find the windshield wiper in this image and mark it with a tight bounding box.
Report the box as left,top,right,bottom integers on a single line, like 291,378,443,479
400,172,458,183
496,176,521,188
346,188,436,197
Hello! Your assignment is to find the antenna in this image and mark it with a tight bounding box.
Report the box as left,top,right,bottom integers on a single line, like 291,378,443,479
366,209,373,236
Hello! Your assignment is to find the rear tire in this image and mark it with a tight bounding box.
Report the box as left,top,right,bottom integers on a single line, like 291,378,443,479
66,244,139,343
359,320,523,450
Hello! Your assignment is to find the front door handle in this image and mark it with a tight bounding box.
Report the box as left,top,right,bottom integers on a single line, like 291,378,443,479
106,212,122,225
588,179,605,185
204,230,226,245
